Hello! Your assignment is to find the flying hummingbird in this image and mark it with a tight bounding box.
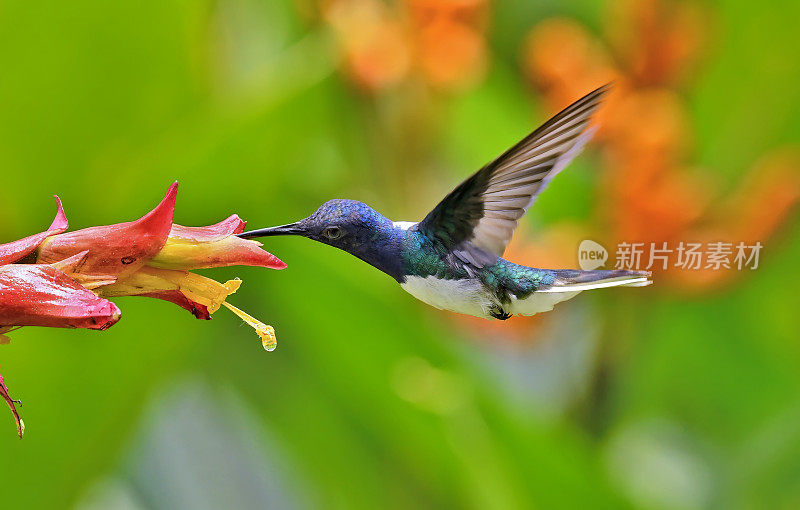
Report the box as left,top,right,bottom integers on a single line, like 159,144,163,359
239,84,651,320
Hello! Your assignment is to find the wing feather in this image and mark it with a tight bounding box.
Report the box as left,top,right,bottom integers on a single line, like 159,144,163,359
418,84,610,256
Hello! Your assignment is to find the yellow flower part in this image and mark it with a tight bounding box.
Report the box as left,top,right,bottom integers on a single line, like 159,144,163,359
98,266,276,350
221,302,277,352
147,217,287,271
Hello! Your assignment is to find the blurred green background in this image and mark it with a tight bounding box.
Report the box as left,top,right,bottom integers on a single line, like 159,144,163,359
1,0,799,508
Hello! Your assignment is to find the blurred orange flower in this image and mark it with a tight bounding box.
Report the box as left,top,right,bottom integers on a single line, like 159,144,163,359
458,0,799,343
319,0,489,92
522,0,800,292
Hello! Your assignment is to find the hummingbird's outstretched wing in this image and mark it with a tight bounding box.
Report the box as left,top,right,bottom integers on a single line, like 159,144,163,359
418,83,610,257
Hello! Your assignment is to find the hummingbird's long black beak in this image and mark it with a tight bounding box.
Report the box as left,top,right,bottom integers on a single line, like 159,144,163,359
237,222,306,239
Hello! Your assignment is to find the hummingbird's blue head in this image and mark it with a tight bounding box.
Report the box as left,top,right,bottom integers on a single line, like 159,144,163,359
239,199,405,280
294,199,395,249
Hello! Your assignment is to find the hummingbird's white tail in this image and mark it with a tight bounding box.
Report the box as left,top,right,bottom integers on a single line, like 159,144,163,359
510,269,652,316
539,269,653,293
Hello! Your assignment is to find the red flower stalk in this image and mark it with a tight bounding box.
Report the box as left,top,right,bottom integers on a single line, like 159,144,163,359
0,374,23,439
0,262,122,438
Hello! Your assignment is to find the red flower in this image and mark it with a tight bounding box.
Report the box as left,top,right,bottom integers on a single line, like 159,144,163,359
0,200,121,437
1,183,285,437
36,182,284,350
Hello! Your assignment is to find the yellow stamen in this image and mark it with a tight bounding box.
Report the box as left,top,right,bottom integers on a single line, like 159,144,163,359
221,302,277,351
99,267,238,311
177,273,241,313
96,266,276,350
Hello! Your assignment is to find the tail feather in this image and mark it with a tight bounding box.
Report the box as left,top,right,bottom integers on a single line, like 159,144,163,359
539,269,652,293
511,269,651,316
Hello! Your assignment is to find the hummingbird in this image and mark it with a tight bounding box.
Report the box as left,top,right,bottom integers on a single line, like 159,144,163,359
239,84,651,320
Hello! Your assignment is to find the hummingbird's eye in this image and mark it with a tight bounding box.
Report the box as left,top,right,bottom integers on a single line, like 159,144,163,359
324,226,343,240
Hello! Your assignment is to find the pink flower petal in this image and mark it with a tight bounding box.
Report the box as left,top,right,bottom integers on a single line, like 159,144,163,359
168,214,247,242
149,215,286,270
0,196,68,265
37,182,177,279
0,264,121,330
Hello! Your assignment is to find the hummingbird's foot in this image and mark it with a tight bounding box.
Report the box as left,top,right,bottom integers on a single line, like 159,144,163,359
490,308,512,320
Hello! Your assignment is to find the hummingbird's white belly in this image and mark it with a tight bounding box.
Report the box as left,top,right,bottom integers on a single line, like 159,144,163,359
400,275,587,319
400,276,498,319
